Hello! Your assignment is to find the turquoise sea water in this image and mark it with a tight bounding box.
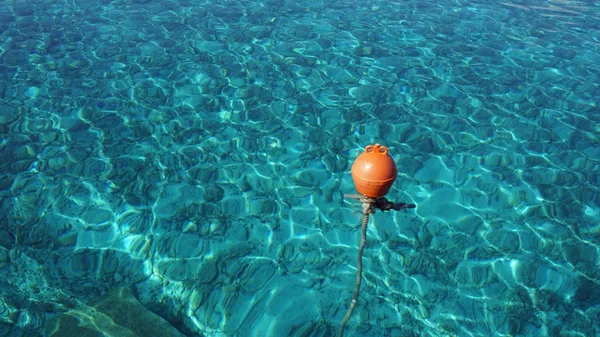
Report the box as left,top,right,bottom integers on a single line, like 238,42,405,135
1,0,600,336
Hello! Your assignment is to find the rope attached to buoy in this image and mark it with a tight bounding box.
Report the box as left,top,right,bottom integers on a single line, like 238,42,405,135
338,195,415,337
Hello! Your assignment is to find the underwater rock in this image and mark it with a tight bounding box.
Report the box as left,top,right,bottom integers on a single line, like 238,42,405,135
45,288,185,337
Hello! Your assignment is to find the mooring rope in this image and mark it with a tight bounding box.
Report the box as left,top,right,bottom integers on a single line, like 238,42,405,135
337,196,415,336
339,200,373,337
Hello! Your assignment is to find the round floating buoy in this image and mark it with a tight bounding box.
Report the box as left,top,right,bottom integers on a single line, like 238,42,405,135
351,144,397,198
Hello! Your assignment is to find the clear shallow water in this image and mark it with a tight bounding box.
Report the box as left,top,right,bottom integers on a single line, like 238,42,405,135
1,0,599,336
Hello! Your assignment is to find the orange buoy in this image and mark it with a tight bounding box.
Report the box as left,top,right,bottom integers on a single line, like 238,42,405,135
351,144,397,198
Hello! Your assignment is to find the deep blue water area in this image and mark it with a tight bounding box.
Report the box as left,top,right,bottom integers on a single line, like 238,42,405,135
1,0,600,336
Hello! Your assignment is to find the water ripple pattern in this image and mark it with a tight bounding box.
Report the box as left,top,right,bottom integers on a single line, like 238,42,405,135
1,0,599,336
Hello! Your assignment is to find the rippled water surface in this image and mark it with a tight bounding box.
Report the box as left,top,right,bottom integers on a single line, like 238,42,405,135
1,0,600,336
